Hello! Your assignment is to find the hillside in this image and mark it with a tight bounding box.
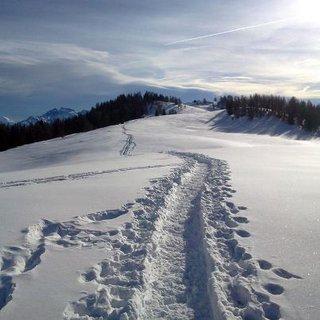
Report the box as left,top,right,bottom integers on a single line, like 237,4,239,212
0,107,319,320
0,92,180,151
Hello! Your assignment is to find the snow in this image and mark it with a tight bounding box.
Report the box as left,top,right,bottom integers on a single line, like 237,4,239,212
1,106,320,319
18,107,80,126
0,116,13,126
1,246,104,320
147,101,182,116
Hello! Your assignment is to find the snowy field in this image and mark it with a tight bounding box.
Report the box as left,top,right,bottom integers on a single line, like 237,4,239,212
0,106,319,320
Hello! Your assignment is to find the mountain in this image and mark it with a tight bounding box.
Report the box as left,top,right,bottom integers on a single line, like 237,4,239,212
0,108,80,127
42,107,78,122
0,116,14,125
19,116,43,126
18,107,80,126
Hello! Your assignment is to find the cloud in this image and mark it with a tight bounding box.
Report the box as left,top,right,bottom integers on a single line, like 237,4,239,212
0,40,216,119
1,0,320,118
0,41,153,101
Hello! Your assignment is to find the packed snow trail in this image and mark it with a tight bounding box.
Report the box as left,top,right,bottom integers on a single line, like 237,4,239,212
140,161,212,319
120,124,136,156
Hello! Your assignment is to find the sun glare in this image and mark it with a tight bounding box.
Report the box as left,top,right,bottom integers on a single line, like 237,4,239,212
294,0,320,22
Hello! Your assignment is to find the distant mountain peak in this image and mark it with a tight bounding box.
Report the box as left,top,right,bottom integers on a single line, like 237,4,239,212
0,116,14,125
18,107,81,126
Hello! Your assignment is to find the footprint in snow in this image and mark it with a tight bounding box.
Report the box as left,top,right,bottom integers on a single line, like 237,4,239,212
222,186,236,193
257,259,273,270
226,201,240,214
236,229,251,238
263,283,284,295
225,217,238,228
233,216,249,224
272,268,302,279
263,302,281,320
254,292,282,319
254,290,270,303
256,260,302,280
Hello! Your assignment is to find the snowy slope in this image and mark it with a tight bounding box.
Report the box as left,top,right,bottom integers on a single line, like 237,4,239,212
0,107,319,319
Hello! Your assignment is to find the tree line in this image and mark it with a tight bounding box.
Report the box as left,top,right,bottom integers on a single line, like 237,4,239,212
219,94,320,132
0,92,181,151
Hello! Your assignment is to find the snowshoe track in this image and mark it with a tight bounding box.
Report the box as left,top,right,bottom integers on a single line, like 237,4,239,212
0,206,133,311
0,165,172,189
64,152,301,320
140,161,212,319
120,125,136,156
0,152,301,319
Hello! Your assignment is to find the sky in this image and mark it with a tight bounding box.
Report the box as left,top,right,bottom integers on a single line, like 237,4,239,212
0,0,319,120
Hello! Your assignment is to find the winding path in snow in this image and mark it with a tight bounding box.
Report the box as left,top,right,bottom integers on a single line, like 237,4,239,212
120,124,136,156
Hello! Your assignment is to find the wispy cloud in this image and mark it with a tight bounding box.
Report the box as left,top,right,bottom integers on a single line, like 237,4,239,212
1,0,320,117
165,19,288,46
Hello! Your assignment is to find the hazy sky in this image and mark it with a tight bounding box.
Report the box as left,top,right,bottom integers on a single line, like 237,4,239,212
0,0,319,119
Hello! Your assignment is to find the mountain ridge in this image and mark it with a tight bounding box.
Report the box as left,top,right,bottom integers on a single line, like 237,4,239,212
18,107,83,126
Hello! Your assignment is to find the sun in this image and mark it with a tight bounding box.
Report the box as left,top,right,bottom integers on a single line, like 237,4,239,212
293,0,320,22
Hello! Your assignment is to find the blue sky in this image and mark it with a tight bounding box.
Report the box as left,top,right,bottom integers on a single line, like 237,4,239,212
0,0,319,120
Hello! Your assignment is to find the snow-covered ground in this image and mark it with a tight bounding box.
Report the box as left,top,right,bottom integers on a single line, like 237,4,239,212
0,106,319,319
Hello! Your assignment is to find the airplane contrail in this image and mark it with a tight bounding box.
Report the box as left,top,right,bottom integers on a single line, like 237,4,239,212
165,19,287,46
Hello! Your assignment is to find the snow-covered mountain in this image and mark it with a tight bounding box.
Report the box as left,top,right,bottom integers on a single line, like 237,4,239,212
0,116,14,125
18,107,80,126
18,116,43,126
42,107,78,122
